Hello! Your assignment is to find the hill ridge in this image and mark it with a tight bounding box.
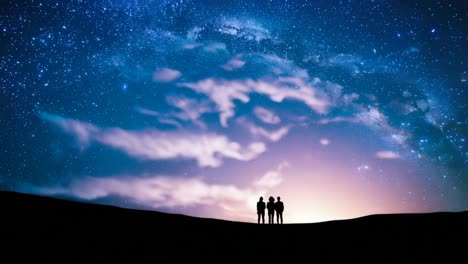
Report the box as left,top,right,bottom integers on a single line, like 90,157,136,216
1,190,467,261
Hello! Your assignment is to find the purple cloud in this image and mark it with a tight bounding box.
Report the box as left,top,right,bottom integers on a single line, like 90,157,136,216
254,161,289,188
153,68,181,82
319,138,331,145
165,95,212,128
237,118,290,142
180,78,250,127
222,55,246,71
25,166,294,221
25,174,264,221
40,112,266,167
96,128,266,167
376,151,400,159
254,106,280,124
135,106,182,128
179,77,331,127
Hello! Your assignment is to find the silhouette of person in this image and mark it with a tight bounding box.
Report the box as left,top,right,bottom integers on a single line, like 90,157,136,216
275,196,284,224
257,197,266,224
267,196,275,224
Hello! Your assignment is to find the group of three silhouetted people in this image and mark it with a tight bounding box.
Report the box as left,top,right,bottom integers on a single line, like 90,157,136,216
257,196,284,224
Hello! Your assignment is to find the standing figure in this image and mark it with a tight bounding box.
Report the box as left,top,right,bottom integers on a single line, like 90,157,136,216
275,196,284,224
257,197,266,224
267,196,275,224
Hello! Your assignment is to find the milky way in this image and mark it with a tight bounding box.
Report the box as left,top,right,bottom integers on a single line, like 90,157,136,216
1,0,467,222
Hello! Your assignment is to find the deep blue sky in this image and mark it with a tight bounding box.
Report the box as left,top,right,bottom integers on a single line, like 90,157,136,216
1,0,467,222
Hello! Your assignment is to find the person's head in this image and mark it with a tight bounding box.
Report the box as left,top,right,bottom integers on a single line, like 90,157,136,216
259,197,263,201
269,196,274,202
277,196,281,201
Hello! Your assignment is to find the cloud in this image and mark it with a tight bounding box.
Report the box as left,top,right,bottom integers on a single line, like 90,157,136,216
40,112,266,167
186,26,203,40
26,161,291,220
218,18,271,42
135,106,161,117
342,93,360,105
179,78,251,127
254,161,289,188
319,138,330,145
243,121,290,142
251,126,290,142
29,175,259,209
254,171,282,189
165,96,212,128
182,42,203,50
358,106,386,125
390,101,418,115
315,106,410,148
356,106,410,146
203,42,227,53
250,77,330,114
179,77,331,127
153,68,181,82
137,96,212,129
376,151,400,159
222,55,246,71
39,112,98,144
324,54,364,75
316,116,359,124
259,54,310,78
97,129,266,167
254,106,280,124
416,99,429,111
135,106,182,128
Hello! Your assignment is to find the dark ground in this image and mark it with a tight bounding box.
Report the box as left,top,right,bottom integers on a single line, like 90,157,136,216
1,191,467,262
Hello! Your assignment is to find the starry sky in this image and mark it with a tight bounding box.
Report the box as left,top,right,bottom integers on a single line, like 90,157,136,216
1,0,467,223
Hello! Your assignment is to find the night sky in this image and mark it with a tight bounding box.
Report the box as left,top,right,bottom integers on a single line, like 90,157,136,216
1,0,467,223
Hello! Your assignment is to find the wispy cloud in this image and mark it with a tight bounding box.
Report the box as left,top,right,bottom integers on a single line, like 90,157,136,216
254,161,289,188
26,162,291,221
254,106,280,124
316,116,360,124
179,78,250,127
166,96,212,128
97,129,266,167
376,151,400,159
179,77,331,127
319,138,330,145
218,18,271,42
40,112,266,167
135,106,182,128
186,26,203,40
316,106,410,148
203,42,227,53
153,68,181,82
137,96,212,129
222,54,246,71
324,54,364,76
251,77,330,114
342,93,360,105
39,112,98,144
29,175,259,209
249,125,290,142
259,54,310,78
357,106,387,125
356,106,410,146
239,119,290,142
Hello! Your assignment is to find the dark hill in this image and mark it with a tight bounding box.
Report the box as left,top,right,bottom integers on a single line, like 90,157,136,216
1,191,467,262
